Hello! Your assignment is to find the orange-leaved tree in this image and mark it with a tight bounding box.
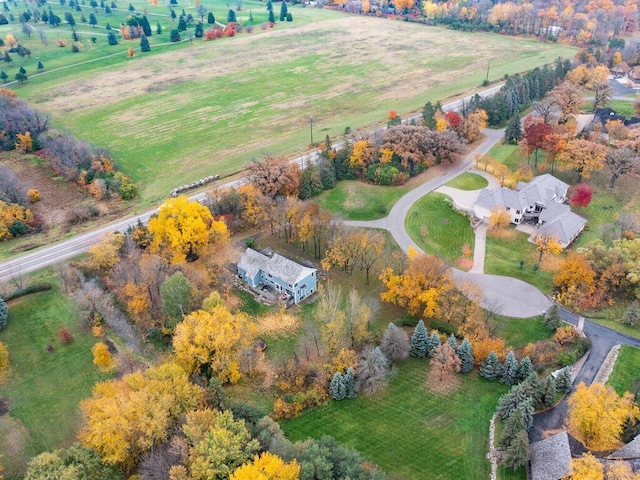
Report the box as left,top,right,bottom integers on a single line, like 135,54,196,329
557,139,607,183
553,253,596,309
379,246,455,319
148,195,228,263
567,382,640,451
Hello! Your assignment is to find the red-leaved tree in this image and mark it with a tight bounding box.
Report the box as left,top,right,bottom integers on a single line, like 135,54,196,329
445,111,462,129
524,122,552,168
569,183,593,208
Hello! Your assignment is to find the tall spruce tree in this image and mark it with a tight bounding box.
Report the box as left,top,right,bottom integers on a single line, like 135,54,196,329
504,112,522,144
521,372,543,409
139,33,150,51
480,350,500,381
0,294,7,330
409,320,428,358
623,300,640,327
501,351,519,386
541,374,557,408
268,9,274,23
330,372,346,400
555,367,572,393
426,331,441,357
107,30,117,44
207,11,215,23
516,356,533,383
447,334,459,355
344,367,357,399
504,430,530,471
227,8,236,22
140,15,151,36
279,0,287,21
544,304,562,329
458,338,474,373
500,408,526,448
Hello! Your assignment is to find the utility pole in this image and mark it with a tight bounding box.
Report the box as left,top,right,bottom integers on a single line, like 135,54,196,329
309,115,314,145
486,58,491,82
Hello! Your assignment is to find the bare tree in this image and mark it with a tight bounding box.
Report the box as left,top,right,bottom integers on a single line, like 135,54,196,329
356,346,389,396
380,323,410,363
426,343,461,395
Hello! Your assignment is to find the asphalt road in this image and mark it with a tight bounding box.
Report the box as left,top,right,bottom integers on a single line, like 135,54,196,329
0,84,504,285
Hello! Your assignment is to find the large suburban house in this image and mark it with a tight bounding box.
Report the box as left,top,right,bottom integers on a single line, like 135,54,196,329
473,174,586,248
237,248,317,304
611,61,631,78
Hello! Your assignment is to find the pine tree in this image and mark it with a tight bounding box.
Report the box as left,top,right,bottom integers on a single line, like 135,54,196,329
521,372,543,409
286,12,292,21
499,408,526,448
541,374,557,408
555,367,572,393
227,8,236,22
140,33,150,52
344,367,357,399
422,101,437,129
516,356,533,383
268,9,274,23
504,112,522,144
623,300,640,327
496,384,528,420
409,320,428,358
279,0,287,21
140,15,151,36
330,371,346,400
458,338,474,373
426,331,441,357
480,350,500,381
248,9,253,22
501,351,519,386
156,21,162,34
447,334,459,355
544,304,562,329
169,28,180,42
207,11,215,24
0,71,7,83
0,295,7,330
177,16,186,31
194,21,203,37
107,30,118,44
504,430,529,471
266,0,273,11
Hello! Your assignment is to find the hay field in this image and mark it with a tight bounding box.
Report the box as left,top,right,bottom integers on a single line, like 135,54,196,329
18,11,575,203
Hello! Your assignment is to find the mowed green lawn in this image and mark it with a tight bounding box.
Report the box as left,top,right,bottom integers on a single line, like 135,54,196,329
490,315,552,350
607,345,640,396
406,192,474,264
281,358,509,480
445,172,488,190
0,281,110,477
314,180,408,220
6,9,575,204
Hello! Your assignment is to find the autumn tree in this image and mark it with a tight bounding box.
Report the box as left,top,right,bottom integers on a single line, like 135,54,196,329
569,183,593,209
553,253,596,309
551,80,584,121
568,382,640,450
24,445,122,480
380,322,410,363
356,346,389,396
524,121,552,168
557,139,607,182
380,247,456,319
604,461,640,480
92,342,115,371
87,233,124,274
148,196,229,263
79,362,203,470
0,341,8,377
247,155,301,198
459,109,488,143
605,147,640,189
488,208,511,229
568,453,604,480
345,288,371,348
230,452,300,480
426,343,461,395
173,306,255,384
533,234,562,263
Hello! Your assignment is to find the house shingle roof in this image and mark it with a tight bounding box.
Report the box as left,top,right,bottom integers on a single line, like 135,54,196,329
475,187,525,212
539,210,586,247
530,432,572,480
237,249,316,286
610,434,640,459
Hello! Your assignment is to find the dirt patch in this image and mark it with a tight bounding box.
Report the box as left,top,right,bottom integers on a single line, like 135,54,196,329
0,398,8,416
256,308,301,337
0,414,32,476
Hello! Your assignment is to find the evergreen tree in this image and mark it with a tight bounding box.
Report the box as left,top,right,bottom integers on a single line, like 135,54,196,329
497,384,534,427
88,11,97,25
107,30,117,44
426,331,441,357
15,71,27,83
516,356,533,383
279,0,287,21
544,304,562,329
156,21,162,34
555,367,572,394
409,319,428,358
500,351,519,386
517,399,534,430
170,8,176,19
140,15,151,36
458,338,474,373
169,28,180,42
504,112,522,144
623,300,640,327
422,101,437,129
344,367,356,399
268,8,274,23
504,430,529,471
541,374,557,408
194,21,203,37
207,11,214,23
139,33,150,51
227,8,236,22
500,408,526,448
447,334,459,355
266,0,273,11
104,5,111,14
320,160,336,190
248,9,253,22
105,22,111,29
286,12,292,21
480,351,500,381
177,16,186,31
521,372,543,409
0,71,8,83
298,165,323,200
330,372,346,400
0,295,8,330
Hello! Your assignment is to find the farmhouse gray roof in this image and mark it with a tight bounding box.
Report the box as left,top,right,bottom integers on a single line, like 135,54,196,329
610,434,640,459
539,210,586,246
237,249,316,286
530,431,572,480
476,175,569,214
475,187,525,212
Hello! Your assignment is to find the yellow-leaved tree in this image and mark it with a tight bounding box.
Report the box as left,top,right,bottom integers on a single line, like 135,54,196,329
533,234,562,263
172,305,255,384
567,382,640,451
78,362,203,471
87,233,125,274
568,453,603,480
91,342,115,372
148,196,229,263
230,452,300,480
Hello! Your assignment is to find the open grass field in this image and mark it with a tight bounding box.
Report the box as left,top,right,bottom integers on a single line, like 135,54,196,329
490,314,552,350
607,346,640,396
445,171,488,190
314,180,408,220
281,358,509,480
406,192,474,265
607,99,636,117
2,6,575,204
0,278,110,478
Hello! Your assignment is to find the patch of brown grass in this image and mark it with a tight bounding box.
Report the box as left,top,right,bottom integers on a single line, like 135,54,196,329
487,227,517,240
0,414,31,476
257,306,301,337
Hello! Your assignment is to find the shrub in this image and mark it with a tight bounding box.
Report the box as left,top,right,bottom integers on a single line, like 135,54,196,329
27,189,41,203
59,327,74,343
92,342,115,371
0,341,8,371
